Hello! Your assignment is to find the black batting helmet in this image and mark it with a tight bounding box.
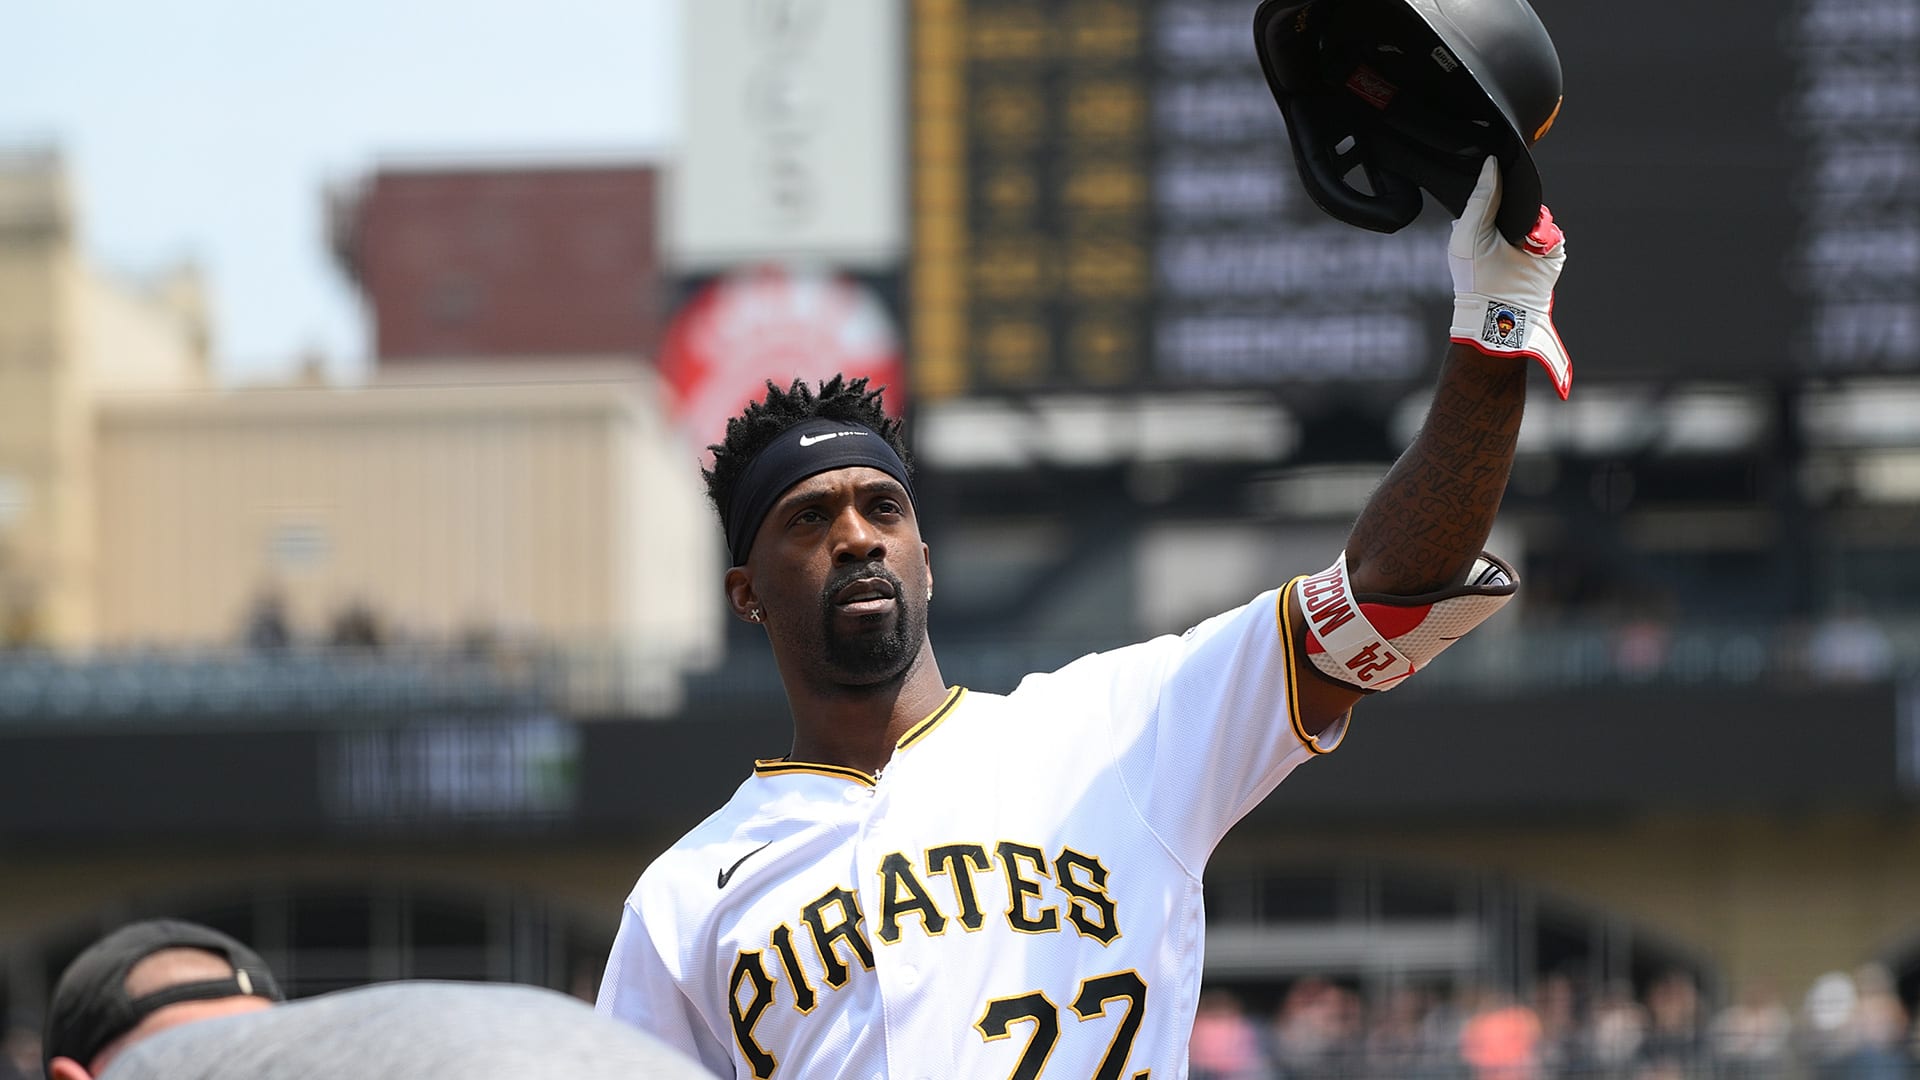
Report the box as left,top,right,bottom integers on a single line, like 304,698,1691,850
1254,0,1563,244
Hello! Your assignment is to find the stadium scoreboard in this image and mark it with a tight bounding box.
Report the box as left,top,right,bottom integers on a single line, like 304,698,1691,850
910,0,1912,397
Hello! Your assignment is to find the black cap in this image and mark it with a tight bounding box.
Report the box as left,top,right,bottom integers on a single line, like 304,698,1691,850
43,919,283,1073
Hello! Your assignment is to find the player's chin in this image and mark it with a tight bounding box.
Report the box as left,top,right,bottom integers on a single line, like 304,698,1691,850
822,612,920,685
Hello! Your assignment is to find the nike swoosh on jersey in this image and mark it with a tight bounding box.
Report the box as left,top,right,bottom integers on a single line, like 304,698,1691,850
717,842,774,888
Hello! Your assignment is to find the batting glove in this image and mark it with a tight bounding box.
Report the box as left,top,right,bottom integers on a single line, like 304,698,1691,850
1448,157,1572,399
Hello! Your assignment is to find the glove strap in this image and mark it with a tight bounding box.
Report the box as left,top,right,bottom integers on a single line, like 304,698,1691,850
1451,294,1572,400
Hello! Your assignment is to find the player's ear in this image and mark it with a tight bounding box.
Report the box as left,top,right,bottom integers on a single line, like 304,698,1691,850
724,567,760,624
49,1056,95,1080
921,543,933,603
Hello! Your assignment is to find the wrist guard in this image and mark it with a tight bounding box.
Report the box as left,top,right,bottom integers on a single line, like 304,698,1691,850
1300,551,1518,693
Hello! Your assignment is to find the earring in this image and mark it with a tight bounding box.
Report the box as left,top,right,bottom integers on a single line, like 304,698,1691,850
748,608,764,623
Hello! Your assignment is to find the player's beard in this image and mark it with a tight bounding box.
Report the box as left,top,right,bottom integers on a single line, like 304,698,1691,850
817,563,924,686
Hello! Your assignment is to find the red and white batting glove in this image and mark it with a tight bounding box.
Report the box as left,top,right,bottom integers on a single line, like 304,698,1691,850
1448,156,1572,399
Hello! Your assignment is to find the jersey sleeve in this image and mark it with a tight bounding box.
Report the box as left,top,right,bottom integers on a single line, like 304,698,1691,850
1099,580,1346,870
597,899,733,1076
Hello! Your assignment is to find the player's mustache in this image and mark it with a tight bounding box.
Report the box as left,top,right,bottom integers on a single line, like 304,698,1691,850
820,562,905,605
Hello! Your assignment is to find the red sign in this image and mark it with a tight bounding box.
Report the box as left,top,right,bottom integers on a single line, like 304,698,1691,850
657,265,907,454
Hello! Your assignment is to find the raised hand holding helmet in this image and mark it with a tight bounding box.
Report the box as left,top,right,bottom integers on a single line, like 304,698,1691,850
1448,156,1572,399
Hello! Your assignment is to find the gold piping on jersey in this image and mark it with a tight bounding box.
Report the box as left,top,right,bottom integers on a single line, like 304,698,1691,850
751,687,969,785
752,760,878,786
896,685,969,749
1279,576,1336,756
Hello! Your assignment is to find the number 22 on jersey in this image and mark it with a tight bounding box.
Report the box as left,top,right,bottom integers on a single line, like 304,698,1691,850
976,970,1149,1080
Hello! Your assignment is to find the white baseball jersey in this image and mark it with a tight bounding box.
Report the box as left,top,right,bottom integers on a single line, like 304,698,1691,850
599,580,1346,1079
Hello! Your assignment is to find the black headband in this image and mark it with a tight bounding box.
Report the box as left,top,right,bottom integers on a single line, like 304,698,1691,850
724,418,915,566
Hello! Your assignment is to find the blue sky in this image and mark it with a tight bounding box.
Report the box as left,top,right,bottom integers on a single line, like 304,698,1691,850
0,0,680,384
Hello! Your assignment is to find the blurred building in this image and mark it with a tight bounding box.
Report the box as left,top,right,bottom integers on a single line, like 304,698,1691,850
0,151,716,682
93,364,718,670
331,162,660,365
0,149,210,650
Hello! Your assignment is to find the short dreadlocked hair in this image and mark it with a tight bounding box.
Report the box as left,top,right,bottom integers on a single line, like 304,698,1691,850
702,375,911,523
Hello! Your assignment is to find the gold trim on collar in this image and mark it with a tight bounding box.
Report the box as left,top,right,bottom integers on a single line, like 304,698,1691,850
752,759,877,786
896,686,968,750
751,687,969,784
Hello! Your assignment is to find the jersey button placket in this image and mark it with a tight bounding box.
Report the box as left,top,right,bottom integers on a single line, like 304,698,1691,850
859,782,921,1078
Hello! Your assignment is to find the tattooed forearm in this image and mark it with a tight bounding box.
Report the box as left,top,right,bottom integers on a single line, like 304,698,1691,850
1345,344,1528,596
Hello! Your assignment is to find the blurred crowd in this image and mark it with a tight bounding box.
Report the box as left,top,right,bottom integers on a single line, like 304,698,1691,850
1190,966,1917,1080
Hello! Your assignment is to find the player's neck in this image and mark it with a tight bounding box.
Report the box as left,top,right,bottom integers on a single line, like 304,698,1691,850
783,646,947,777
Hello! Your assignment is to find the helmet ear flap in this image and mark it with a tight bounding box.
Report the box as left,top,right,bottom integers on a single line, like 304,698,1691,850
1257,0,1423,235
1280,95,1425,235
1257,0,1321,95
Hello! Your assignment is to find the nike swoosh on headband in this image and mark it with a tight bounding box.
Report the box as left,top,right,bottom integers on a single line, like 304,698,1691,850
798,431,870,447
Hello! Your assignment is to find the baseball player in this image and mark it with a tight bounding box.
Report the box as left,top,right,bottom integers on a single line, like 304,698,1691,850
596,147,1571,1077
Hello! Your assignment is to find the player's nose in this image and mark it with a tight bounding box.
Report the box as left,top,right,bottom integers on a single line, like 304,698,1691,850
829,505,885,564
